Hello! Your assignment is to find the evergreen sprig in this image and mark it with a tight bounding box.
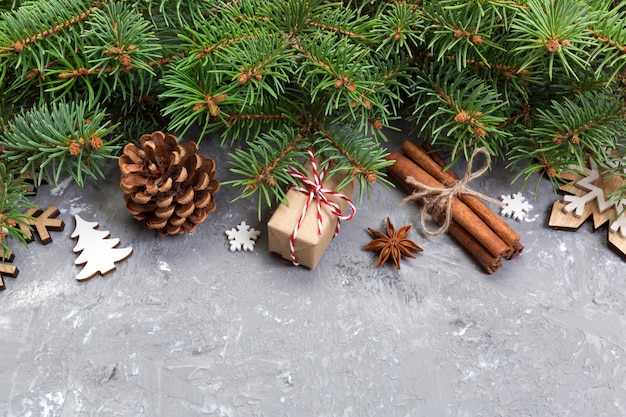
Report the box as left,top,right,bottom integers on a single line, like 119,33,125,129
0,0,94,82
159,0,407,207
412,62,510,163
227,125,310,212
1,0,626,225
410,0,626,193
0,101,122,186
508,89,626,187
0,163,36,254
589,2,626,79
510,0,598,80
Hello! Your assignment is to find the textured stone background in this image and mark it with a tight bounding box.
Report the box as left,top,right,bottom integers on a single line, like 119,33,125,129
1,129,625,417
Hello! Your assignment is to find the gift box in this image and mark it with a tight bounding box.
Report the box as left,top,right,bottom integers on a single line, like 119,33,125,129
268,161,356,269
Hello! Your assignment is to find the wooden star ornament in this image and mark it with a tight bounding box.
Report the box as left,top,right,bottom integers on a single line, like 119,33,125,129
364,217,423,269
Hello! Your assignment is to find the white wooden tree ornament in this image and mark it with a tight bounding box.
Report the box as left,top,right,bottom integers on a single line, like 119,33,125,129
71,214,133,281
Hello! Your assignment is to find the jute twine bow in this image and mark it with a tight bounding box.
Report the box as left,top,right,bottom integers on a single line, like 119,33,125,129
285,147,356,266
402,147,502,237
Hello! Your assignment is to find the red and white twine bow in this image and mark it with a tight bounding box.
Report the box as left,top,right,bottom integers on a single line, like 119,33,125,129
286,148,356,266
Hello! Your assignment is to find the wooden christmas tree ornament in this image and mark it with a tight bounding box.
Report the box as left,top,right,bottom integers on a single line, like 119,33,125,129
18,205,65,244
71,214,133,281
0,248,19,291
549,158,626,260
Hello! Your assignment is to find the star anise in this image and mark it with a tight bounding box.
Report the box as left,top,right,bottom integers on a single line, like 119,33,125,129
364,217,423,269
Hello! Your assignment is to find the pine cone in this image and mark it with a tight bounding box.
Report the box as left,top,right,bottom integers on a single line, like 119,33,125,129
118,131,220,235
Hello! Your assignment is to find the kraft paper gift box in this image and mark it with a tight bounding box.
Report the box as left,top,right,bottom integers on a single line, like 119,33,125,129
267,167,356,269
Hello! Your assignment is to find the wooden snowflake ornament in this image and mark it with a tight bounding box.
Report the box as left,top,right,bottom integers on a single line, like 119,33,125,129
71,214,133,281
0,248,18,291
18,205,65,244
549,158,626,260
225,221,260,252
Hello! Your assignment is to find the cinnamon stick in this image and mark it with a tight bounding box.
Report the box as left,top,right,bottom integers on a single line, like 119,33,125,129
386,152,512,258
508,241,524,260
420,142,448,168
402,141,522,251
448,222,502,274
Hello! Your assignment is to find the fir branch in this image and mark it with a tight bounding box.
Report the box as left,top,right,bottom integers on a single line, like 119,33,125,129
306,20,366,40
223,111,291,142
40,3,163,104
507,89,626,186
0,162,36,253
421,2,506,71
160,65,235,136
411,62,509,162
316,126,395,193
226,125,309,211
588,4,626,79
192,32,283,61
294,32,381,116
425,50,537,102
427,50,534,81
83,2,162,76
0,0,95,55
510,0,598,80
178,1,281,61
305,3,373,41
212,33,293,108
0,101,122,186
141,0,219,30
372,2,424,58
0,0,98,83
522,89,623,165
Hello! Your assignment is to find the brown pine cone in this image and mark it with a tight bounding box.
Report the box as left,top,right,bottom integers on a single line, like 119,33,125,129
118,131,220,235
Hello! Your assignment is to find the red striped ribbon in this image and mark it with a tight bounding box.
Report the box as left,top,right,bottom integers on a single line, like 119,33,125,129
286,148,356,266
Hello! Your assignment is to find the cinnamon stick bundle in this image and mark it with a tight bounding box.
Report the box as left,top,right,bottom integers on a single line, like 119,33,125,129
386,149,522,274
416,142,524,259
386,152,511,258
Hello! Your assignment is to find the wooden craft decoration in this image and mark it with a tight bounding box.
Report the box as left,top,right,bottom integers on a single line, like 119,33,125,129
549,157,626,260
71,214,133,281
18,205,65,244
0,248,19,291
226,221,261,252
386,141,524,274
19,171,44,195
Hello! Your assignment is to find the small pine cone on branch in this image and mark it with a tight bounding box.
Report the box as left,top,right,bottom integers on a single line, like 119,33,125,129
118,131,220,235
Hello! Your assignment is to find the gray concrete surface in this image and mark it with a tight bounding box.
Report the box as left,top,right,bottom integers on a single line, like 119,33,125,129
1,128,625,417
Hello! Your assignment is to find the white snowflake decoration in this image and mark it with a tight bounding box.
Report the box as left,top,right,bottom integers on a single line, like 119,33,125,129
225,221,261,252
500,192,533,222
